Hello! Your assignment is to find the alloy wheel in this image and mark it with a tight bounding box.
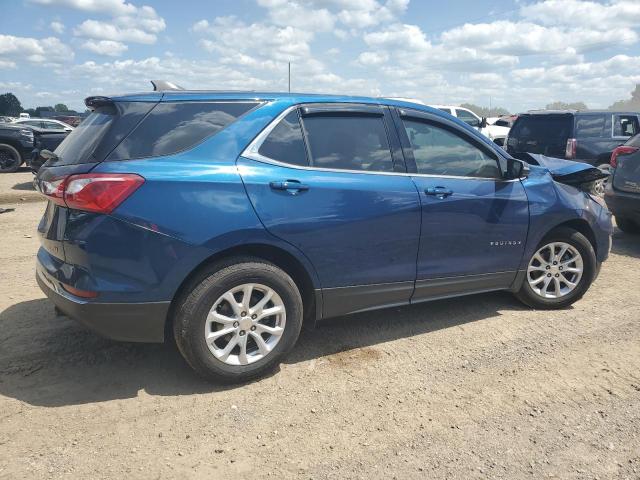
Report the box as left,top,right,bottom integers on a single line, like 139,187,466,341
527,242,584,299
204,283,286,366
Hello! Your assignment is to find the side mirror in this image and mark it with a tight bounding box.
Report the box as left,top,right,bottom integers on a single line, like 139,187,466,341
480,117,488,129
505,158,529,179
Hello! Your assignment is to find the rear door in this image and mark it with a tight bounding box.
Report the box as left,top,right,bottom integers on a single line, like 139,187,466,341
238,104,421,317
392,108,529,301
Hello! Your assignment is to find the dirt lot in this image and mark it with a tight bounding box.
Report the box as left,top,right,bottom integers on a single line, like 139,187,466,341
1,171,639,480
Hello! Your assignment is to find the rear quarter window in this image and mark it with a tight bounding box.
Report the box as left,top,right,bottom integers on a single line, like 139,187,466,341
108,101,258,161
575,115,607,138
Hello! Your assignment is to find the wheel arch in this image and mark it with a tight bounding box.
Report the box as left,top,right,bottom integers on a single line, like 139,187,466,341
549,218,598,256
166,242,320,341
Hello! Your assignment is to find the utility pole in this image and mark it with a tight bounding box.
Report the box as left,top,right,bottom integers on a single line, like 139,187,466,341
288,62,291,92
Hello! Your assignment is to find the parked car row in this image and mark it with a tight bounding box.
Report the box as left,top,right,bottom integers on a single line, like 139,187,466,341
0,121,70,173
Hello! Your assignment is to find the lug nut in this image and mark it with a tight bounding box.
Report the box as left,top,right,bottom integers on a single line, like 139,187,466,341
233,321,239,327
553,261,558,265
555,274,560,277
251,314,257,319
241,311,247,317
239,330,245,336
559,266,563,270
250,326,256,331
547,273,552,277
546,265,551,270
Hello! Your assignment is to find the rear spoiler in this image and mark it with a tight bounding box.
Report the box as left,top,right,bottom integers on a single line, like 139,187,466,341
84,96,114,110
516,153,609,186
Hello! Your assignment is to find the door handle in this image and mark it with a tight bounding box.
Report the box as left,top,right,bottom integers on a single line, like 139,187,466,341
425,186,453,198
269,180,310,193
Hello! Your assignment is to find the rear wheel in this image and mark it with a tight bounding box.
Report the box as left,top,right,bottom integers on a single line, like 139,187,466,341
616,216,640,234
173,258,303,383
0,144,22,173
515,227,597,309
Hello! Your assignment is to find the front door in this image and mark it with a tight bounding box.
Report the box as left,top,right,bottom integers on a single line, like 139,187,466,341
393,108,529,302
238,104,421,317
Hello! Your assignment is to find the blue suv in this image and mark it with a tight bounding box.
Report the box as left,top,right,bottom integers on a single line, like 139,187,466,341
35,87,612,382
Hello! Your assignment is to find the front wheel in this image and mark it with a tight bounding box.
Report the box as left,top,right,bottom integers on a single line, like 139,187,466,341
173,258,303,383
0,144,22,173
515,227,597,309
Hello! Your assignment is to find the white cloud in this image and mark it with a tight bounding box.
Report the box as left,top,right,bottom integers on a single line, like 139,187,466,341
34,0,165,46
192,16,313,61
29,0,138,17
81,39,128,56
441,20,637,56
521,0,640,30
0,34,74,65
74,19,158,44
50,21,65,34
357,51,389,66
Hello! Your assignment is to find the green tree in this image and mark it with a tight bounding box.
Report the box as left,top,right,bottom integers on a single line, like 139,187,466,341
459,103,510,117
0,93,23,116
54,103,69,112
608,84,640,111
545,101,588,110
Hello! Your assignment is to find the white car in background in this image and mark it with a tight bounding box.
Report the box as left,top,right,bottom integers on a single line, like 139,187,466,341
13,118,73,132
386,98,511,146
430,105,510,146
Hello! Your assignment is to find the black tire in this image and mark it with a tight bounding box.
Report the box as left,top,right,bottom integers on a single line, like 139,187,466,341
0,144,22,173
173,257,303,383
514,227,597,309
616,216,640,234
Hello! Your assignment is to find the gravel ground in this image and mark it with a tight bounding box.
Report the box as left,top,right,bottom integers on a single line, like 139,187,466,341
0,174,639,479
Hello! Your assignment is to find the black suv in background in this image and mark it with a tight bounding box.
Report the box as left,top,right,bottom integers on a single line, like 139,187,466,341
506,110,640,170
0,122,69,173
605,133,640,233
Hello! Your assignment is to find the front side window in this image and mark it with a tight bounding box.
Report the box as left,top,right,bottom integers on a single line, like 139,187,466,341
108,101,258,161
613,114,639,137
301,115,394,172
456,109,480,127
402,119,501,178
258,110,308,166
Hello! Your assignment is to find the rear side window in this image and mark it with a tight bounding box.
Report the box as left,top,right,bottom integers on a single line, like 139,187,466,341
576,115,606,138
613,114,639,137
258,110,308,166
108,102,258,161
53,102,155,166
301,115,394,172
402,119,500,178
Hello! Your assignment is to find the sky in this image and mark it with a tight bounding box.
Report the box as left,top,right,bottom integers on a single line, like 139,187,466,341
1,0,640,113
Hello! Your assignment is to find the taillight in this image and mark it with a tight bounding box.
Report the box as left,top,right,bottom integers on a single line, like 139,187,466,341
610,145,639,168
39,173,144,213
565,138,577,159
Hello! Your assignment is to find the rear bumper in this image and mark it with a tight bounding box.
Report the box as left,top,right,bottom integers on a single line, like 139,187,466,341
604,187,640,223
37,263,169,343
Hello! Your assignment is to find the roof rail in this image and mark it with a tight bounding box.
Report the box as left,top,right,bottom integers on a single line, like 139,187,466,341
150,80,185,91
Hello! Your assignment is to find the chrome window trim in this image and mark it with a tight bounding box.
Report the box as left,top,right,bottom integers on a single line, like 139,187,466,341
610,113,640,140
241,103,523,183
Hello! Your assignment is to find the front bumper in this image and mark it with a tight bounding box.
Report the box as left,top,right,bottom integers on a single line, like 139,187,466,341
37,263,169,343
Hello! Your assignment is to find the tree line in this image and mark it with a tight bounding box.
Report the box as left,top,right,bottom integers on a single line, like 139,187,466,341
1,84,639,118
0,92,76,117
